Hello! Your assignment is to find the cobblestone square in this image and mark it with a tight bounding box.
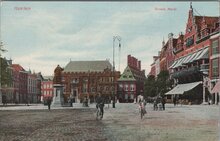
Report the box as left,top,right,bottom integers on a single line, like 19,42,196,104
0,103,219,141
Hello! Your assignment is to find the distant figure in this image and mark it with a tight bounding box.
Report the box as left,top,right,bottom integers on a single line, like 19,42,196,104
96,93,105,118
161,97,166,110
2,95,7,106
47,98,52,110
153,100,158,111
83,97,89,107
173,96,177,106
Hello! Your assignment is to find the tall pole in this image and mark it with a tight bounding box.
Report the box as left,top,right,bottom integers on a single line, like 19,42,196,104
203,75,206,104
112,36,121,108
0,0,2,104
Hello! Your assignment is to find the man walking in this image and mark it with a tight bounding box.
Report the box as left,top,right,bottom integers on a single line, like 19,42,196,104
161,97,166,110
47,98,52,110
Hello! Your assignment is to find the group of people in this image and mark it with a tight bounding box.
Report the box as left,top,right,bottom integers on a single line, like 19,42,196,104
153,97,166,111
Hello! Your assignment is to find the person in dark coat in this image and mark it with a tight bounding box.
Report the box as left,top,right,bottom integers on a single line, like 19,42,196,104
47,98,52,110
173,95,177,106
96,93,105,118
161,97,166,110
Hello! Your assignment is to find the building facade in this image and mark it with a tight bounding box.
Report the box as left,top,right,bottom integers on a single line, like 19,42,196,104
167,5,219,104
41,76,54,103
62,60,120,103
27,71,42,103
117,55,146,103
148,56,159,77
11,64,28,103
209,33,220,104
148,4,219,104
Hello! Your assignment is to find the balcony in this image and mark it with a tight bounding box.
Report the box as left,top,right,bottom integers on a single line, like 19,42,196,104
172,66,200,78
200,64,209,73
173,47,183,54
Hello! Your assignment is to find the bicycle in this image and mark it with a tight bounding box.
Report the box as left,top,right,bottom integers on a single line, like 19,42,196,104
139,103,146,119
96,104,103,120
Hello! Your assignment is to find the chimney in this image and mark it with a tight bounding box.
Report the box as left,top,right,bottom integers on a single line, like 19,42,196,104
138,61,141,70
127,54,131,66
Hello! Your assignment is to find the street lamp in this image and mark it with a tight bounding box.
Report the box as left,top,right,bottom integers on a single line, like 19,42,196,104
112,36,121,108
200,70,209,104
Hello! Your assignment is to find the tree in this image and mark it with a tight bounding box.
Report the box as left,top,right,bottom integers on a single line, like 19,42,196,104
0,57,12,87
144,70,174,98
144,75,157,97
156,70,173,97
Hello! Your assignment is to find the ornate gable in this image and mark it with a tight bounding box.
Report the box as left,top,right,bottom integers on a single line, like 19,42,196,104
118,66,136,81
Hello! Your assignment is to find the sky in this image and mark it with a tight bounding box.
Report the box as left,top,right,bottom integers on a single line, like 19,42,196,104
1,1,219,76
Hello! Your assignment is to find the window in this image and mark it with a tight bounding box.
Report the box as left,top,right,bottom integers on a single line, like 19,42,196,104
130,84,134,91
212,40,219,55
186,36,194,47
212,59,219,78
106,86,109,91
72,78,78,83
125,84,128,91
119,84,123,88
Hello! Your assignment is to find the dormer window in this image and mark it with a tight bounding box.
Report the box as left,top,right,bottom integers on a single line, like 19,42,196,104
188,27,192,33
186,36,194,47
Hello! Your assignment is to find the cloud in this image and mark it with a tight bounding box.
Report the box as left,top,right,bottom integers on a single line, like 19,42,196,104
5,2,218,76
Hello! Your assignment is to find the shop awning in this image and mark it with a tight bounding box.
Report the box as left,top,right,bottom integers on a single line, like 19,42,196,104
165,81,202,95
193,47,209,61
170,47,209,69
211,81,220,93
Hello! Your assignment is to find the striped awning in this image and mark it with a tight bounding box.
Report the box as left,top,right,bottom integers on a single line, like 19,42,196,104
170,47,209,69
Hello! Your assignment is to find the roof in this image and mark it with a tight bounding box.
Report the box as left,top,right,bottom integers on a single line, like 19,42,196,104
118,66,146,81
43,76,54,81
195,16,219,30
63,60,113,72
11,64,25,72
118,66,136,81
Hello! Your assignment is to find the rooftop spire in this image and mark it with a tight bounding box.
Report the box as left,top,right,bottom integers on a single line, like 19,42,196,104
190,2,192,10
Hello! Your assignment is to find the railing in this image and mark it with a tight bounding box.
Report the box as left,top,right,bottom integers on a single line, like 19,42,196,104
200,64,209,72
172,66,200,78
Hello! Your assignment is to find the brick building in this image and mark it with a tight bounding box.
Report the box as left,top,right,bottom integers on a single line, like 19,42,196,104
209,33,220,104
160,33,177,72
41,76,54,103
166,4,219,104
149,33,178,77
117,55,146,103
148,56,159,77
11,64,28,103
62,60,120,103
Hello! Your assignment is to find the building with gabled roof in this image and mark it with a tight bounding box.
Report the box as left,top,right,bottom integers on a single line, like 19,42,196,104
166,3,219,104
11,64,28,103
117,55,146,103
62,60,120,103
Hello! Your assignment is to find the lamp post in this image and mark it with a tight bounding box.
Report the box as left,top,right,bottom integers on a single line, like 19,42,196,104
112,36,121,108
201,71,209,104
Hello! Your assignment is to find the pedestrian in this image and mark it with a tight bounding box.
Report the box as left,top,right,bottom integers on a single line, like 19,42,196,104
153,100,158,111
161,97,166,110
47,98,52,110
173,95,176,106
